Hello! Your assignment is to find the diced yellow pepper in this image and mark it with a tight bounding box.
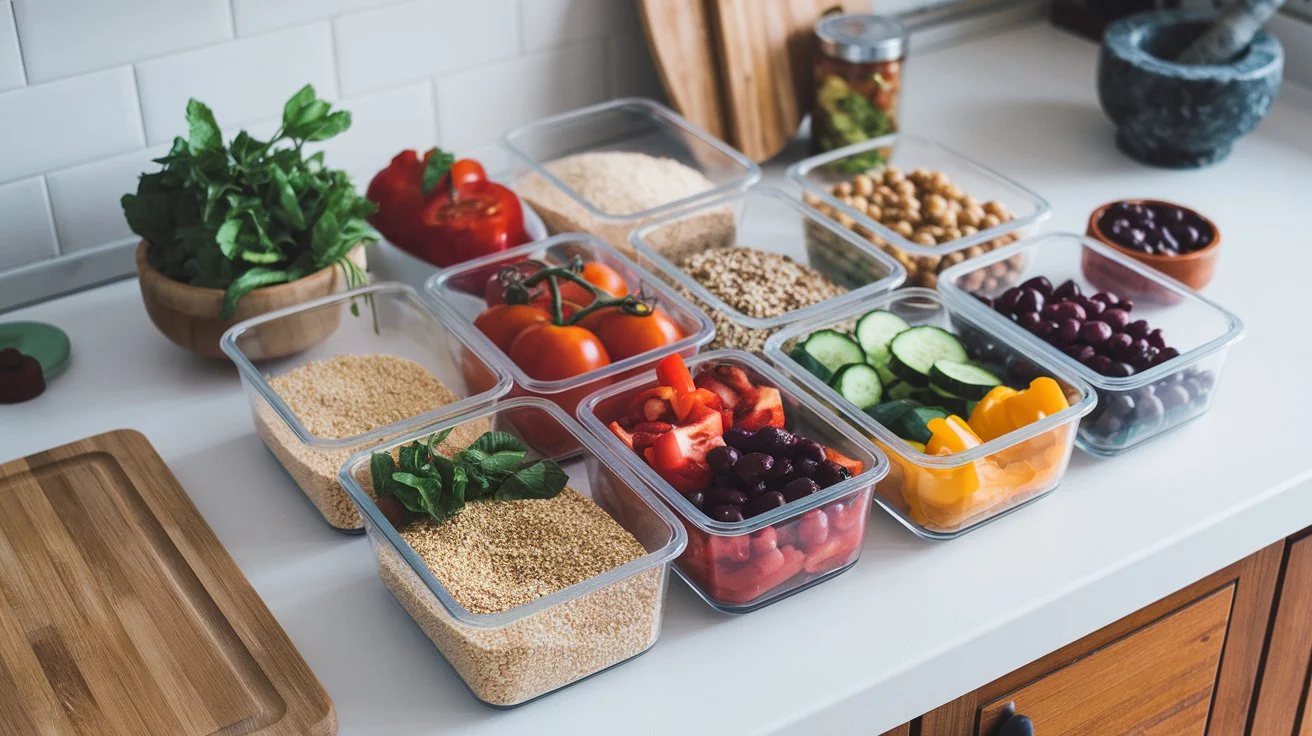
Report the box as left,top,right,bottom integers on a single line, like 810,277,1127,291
925,416,983,456
968,385,1019,442
1003,377,1071,429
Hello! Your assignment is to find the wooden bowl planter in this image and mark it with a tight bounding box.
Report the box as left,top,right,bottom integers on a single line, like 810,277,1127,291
135,240,366,359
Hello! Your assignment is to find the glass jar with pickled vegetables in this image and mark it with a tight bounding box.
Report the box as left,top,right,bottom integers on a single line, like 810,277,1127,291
812,14,907,163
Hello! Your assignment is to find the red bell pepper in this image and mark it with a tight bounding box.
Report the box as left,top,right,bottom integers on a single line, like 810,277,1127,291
823,446,865,476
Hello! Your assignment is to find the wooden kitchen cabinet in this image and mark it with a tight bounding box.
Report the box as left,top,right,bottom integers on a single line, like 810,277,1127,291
914,542,1284,736
1252,529,1312,735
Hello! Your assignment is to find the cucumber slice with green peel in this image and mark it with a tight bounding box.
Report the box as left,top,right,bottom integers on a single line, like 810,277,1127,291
929,360,1003,400
888,326,968,386
927,385,971,415
789,346,834,383
855,310,911,368
898,406,949,444
866,398,921,428
886,380,917,401
873,360,899,387
829,363,884,410
794,330,865,381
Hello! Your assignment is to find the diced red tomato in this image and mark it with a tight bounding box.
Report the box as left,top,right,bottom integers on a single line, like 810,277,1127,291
823,446,865,476
656,353,696,395
734,386,786,431
642,407,724,492
608,421,634,450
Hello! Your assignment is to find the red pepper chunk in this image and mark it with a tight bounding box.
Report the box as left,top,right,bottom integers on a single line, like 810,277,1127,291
366,150,429,248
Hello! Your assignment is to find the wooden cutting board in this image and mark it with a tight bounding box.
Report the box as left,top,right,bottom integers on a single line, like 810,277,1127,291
0,430,335,736
640,0,864,162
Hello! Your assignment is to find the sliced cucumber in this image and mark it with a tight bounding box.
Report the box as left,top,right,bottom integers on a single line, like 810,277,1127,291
789,346,834,383
855,310,911,368
793,330,864,382
929,360,1003,401
866,398,921,429
888,326,968,386
897,406,949,444
830,363,883,410
928,385,971,415
874,360,899,387
886,380,916,401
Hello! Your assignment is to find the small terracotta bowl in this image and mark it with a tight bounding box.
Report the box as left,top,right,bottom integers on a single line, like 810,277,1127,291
1086,199,1220,291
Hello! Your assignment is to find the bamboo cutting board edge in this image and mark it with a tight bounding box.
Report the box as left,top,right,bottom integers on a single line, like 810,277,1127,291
0,429,336,736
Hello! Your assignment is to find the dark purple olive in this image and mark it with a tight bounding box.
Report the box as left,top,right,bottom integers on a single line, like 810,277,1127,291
767,457,793,480
1135,394,1165,428
1152,346,1180,365
683,490,705,509
1125,319,1150,339
974,293,994,308
1128,227,1146,245
1098,308,1130,331
1017,311,1043,332
734,452,775,484
1079,320,1113,347
1103,331,1133,357
792,438,826,463
1092,291,1120,306
1106,392,1136,418
1145,328,1166,350
781,477,821,502
997,287,1022,314
714,473,736,489
1036,320,1059,339
1191,370,1215,392
1116,299,1134,312
1106,361,1134,377
1020,276,1053,296
1007,359,1043,385
1159,227,1179,251
1063,343,1096,363
1055,318,1081,346
1109,217,1130,235
710,505,744,522
1083,297,1106,317
1127,337,1150,360
706,487,748,508
815,460,851,488
723,427,756,450
1158,384,1191,411
743,491,786,518
1161,206,1186,225
744,480,768,496
755,427,796,456
795,458,819,477
1015,287,1045,315
1052,279,1082,301
1093,412,1124,437
1088,355,1113,374
706,445,740,473
1054,301,1087,321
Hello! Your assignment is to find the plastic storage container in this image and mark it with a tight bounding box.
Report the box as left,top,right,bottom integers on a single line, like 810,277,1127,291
628,186,906,352
789,134,1049,288
427,233,715,425
577,350,888,612
939,232,1244,456
338,397,686,707
503,98,761,253
222,283,512,532
765,288,1095,539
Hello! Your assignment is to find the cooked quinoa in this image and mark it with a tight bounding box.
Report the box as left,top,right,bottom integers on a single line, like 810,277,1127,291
254,354,486,531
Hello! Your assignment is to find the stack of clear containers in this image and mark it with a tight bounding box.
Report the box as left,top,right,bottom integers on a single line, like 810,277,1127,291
221,283,512,532
939,232,1244,456
578,350,888,612
502,98,761,254
765,289,1095,539
789,134,1050,289
628,186,905,353
339,398,686,706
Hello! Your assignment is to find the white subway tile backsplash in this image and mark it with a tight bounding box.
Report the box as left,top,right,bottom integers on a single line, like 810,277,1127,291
334,0,519,96
435,40,608,152
233,0,398,37
135,23,337,145
311,82,438,186
11,0,232,84
0,177,58,271
0,67,144,184
46,146,168,254
522,0,641,52
0,2,23,92
608,33,664,100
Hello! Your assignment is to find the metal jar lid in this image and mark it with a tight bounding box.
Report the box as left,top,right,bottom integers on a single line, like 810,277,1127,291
815,14,907,64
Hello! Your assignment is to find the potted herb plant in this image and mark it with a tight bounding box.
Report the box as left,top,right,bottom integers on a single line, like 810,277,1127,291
123,85,376,358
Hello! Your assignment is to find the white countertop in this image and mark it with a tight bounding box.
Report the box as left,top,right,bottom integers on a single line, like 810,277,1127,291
4,22,1312,735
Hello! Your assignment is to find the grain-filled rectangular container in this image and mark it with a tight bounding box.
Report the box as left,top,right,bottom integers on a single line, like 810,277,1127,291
765,289,1095,539
426,233,715,430
939,232,1244,456
338,397,686,707
221,283,512,532
628,186,905,353
577,350,888,612
503,98,760,253
789,134,1049,289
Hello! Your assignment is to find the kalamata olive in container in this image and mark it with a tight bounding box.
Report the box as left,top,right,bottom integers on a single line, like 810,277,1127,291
711,505,745,523
684,490,706,509
1079,320,1112,347
792,438,826,464
1099,308,1131,331
1015,288,1045,315
782,477,821,502
815,460,851,488
1158,383,1191,411
1019,276,1053,296
723,427,755,450
1055,318,1081,346
767,457,793,481
1052,279,1081,301
755,427,796,455
1103,332,1133,357
706,487,749,509
734,452,775,483
744,491,786,518
707,445,740,473
1017,311,1042,332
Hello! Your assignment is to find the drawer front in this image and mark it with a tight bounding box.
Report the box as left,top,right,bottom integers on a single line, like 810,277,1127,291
1253,530,1312,735
976,586,1233,736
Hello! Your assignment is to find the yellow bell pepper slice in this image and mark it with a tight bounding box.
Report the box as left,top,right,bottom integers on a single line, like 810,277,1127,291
968,385,1019,442
925,416,983,456
1003,376,1071,429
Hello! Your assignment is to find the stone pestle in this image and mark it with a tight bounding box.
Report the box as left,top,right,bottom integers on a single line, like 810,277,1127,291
1176,0,1286,65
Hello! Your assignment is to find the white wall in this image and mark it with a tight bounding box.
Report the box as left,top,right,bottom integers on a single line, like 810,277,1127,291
0,0,665,276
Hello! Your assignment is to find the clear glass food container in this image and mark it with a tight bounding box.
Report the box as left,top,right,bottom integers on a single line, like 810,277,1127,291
765,288,1095,539
939,232,1244,457
628,186,905,353
427,233,715,436
221,283,512,533
577,350,888,612
789,134,1050,288
502,98,761,255
338,397,686,707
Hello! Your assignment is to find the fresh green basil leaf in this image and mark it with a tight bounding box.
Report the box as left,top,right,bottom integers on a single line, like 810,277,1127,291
312,210,339,256
421,148,455,194
282,84,317,129
215,219,242,259
186,99,222,154
269,166,305,230
303,110,352,142
370,452,397,495
220,267,291,319
467,431,526,456
495,459,569,501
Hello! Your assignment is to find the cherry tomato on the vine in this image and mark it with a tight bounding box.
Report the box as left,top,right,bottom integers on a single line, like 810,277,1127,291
473,304,551,352
592,309,684,360
558,263,628,306
508,324,611,380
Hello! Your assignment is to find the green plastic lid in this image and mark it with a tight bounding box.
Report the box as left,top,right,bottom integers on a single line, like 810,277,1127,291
0,322,71,380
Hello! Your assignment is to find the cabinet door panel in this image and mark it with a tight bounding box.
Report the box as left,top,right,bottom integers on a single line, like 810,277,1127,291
1253,531,1312,735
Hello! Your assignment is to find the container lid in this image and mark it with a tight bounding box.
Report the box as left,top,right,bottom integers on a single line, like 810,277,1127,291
815,14,907,64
